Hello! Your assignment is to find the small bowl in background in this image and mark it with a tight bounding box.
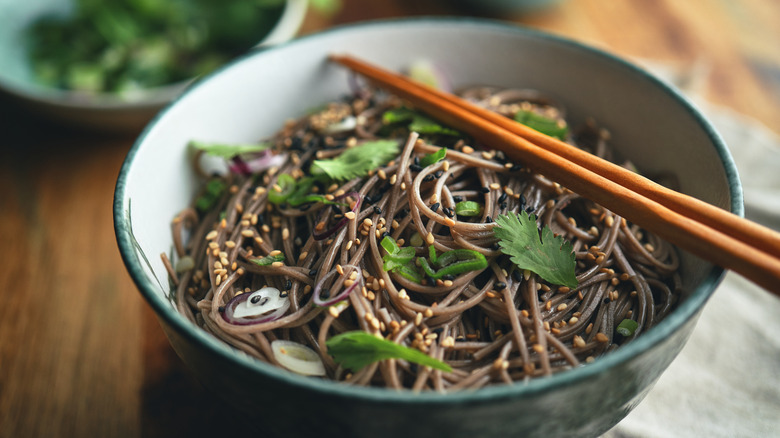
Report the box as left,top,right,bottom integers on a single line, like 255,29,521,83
0,0,308,132
114,18,739,438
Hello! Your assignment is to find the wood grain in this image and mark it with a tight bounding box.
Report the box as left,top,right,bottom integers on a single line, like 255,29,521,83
1,1,778,436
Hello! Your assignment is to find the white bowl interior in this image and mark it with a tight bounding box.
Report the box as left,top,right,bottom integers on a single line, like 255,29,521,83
116,19,736,391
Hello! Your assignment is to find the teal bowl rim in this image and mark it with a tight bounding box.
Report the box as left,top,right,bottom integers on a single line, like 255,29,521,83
114,17,742,405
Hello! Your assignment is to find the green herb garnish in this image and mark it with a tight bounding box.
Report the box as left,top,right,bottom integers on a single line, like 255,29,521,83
194,179,226,212
311,140,400,181
454,201,482,217
616,319,639,337
493,211,577,289
190,140,271,158
383,107,460,136
419,147,447,167
514,110,568,140
250,253,285,266
326,331,452,372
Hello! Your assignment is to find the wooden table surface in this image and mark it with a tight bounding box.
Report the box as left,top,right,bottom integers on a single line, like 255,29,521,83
1,1,778,436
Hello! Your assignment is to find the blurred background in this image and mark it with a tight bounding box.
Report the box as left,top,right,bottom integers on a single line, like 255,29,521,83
1,0,778,437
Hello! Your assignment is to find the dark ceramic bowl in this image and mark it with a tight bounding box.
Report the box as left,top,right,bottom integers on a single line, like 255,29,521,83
114,18,740,438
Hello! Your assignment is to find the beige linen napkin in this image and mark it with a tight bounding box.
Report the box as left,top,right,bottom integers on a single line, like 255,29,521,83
607,100,780,437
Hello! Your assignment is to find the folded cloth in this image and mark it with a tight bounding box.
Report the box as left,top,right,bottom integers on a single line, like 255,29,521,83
607,100,780,437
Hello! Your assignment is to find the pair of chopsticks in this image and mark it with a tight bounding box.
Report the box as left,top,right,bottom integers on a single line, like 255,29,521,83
329,54,780,295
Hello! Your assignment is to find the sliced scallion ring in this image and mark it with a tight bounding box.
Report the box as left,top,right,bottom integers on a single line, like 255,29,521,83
271,340,327,376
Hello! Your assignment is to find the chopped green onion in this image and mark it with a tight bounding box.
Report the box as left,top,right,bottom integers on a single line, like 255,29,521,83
381,236,416,271
418,248,488,280
268,174,297,204
616,319,639,337
419,148,446,167
194,179,226,212
250,253,285,266
514,109,568,140
455,201,482,217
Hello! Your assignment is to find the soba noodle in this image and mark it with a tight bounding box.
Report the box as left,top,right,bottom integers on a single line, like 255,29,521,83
163,85,682,391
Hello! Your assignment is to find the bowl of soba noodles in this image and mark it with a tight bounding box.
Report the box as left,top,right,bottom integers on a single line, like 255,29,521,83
114,18,740,438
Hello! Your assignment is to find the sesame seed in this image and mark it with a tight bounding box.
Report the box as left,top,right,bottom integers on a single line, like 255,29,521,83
336,264,344,275
205,230,218,240
241,230,254,238
532,344,544,353
430,193,439,204
489,182,501,190
271,261,284,268
254,236,264,245
573,336,586,348
424,308,433,317
389,174,397,185
377,169,387,180
344,211,356,220
414,312,423,326
461,145,474,154
345,240,353,251
442,161,450,171
557,303,568,311
425,232,435,245
595,333,609,343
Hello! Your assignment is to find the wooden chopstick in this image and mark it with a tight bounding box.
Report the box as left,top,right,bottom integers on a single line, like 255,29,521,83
329,54,780,294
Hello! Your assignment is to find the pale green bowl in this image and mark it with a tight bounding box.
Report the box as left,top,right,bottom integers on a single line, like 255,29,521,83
0,0,307,131
114,18,740,438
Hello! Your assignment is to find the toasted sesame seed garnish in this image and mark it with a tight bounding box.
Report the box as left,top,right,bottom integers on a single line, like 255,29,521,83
604,215,615,227
254,236,264,245
425,232,435,245
442,161,450,171
414,312,423,326
424,308,434,317
270,261,284,268
344,211,356,220
461,145,474,154
262,224,271,233
282,228,290,240
573,336,586,348
595,333,609,343
489,182,501,190
205,230,218,241
556,303,568,311
389,174,398,185
430,193,439,204
400,182,407,190
377,169,387,180
241,230,254,238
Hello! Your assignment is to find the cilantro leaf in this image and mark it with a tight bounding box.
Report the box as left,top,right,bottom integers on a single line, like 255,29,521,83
493,211,577,289
311,140,399,181
383,107,460,136
326,331,452,372
189,140,272,158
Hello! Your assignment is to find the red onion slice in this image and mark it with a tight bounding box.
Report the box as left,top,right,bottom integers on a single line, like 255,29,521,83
222,287,291,326
312,264,362,307
229,150,288,175
312,191,362,241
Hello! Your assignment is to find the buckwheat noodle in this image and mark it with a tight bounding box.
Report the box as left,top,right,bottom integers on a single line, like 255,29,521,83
164,86,682,391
